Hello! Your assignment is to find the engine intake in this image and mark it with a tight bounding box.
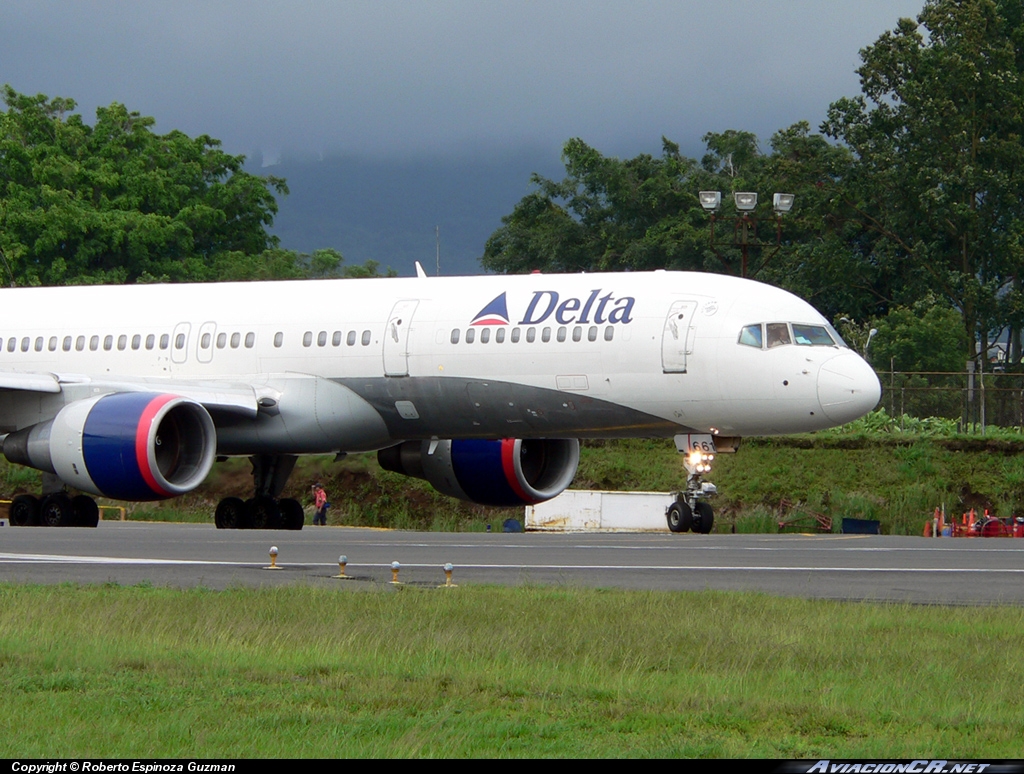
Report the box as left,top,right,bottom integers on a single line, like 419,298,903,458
378,438,579,507
3,392,216,501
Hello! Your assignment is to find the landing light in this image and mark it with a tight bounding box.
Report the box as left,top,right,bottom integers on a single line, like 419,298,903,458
687,450,715,474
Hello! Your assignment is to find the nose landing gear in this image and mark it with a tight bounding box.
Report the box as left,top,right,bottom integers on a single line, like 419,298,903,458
666,435,719,534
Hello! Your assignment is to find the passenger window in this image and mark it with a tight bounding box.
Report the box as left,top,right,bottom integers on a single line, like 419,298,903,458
572,326,582,342
63,336,72,352
303,331,312,347
766,323,791,348
317,331,327,347
332,331,342,346
274,332,283,348
146,334,155,350
132,334,141,350
35,337,44,352
102,335,113,351
22,337,30,352
76,336,85,352
347,331,357,346
117,335,127,351
159,334,169,350
90,336,99,351
230,332,240,349
450,329,460,344
6,337,14,353
526,327,536,343
557,327,566,342
361,330,371,346
175,333,186,350
48,336,57,352
480,328,490,343
739,324,763,348
511,327,521,343
604,326,614,342
588,326,598,342
245,332,255,348
199,333,210,349
466,328,476,344
541,327,551,343
495,328,505,343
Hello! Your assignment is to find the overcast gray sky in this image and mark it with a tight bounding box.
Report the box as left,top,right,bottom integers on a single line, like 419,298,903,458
2,1,926,163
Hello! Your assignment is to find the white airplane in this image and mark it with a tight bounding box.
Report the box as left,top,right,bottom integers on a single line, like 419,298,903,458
0,268,880,533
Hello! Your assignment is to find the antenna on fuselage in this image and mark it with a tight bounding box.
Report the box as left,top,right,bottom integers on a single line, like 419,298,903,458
415,261,428,279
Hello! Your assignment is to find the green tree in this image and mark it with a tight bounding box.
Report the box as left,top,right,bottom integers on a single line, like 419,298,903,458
868,298,968,373
822,0,1024,363
481,137,710,274
0,86,287,285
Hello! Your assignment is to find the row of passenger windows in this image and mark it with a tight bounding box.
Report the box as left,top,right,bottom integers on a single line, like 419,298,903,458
738,322,846,350
451,325,615,345
300,330,374,347
4,332,257,353
4,324,616,355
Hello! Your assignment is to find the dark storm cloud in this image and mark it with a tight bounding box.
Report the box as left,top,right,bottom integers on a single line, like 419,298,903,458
2,1,925,158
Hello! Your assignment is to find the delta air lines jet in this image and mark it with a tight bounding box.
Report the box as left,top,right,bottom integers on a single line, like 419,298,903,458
0,269,880,532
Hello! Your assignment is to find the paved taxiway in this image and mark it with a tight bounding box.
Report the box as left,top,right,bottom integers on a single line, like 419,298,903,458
2,521,1023,603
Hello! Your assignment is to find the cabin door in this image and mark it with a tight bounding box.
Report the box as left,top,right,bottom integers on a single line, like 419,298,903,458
661,300,697,373
383,300,419,376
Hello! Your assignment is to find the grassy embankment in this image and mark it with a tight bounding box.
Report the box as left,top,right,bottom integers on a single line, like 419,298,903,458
4,410,1024,534
2,583,1022,758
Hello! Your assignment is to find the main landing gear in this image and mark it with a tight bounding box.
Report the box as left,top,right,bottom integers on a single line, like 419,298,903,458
8,474,100,528
214,454,304,530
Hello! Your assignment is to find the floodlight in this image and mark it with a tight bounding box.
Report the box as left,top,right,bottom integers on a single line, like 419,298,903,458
698,191,722,212
734,192,758,211
773,193,795,215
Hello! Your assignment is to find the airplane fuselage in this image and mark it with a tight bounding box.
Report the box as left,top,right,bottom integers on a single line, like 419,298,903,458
0,270,880,457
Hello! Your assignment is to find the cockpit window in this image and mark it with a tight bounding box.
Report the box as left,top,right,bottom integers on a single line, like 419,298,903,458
738,324,763,348
825,323,849,348
792,324,836,346
766,323,791,348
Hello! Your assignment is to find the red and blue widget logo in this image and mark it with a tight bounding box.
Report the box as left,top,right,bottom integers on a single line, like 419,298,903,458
470,293,511,325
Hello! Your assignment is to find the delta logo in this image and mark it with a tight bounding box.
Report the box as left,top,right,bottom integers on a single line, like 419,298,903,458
470,290,635,326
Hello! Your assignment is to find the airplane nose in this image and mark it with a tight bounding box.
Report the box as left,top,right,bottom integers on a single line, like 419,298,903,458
817,352,881,425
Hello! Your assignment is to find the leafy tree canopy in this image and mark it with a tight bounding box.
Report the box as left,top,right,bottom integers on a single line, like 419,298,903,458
0,85,290,285
822,0,1024,362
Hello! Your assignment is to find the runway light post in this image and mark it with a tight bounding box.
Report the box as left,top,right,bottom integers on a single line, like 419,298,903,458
699,190,795,278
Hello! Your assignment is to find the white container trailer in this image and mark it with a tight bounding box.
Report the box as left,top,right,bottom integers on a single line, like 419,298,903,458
525,490,678,532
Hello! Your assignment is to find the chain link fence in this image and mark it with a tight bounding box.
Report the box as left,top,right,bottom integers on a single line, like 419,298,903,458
877,368,1024,430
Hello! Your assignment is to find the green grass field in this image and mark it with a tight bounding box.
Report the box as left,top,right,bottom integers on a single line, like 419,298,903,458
2,583,1022,758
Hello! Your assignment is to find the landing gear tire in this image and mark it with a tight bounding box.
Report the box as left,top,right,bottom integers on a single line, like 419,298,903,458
9,494,39,526
667,501,693,533
215,497,247,529
72,495,99,528
279,498,304,531
247,495,281,530
39,493,74,527
694,501,714,534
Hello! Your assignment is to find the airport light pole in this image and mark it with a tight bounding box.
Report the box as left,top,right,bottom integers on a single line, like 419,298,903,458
698,191,794,278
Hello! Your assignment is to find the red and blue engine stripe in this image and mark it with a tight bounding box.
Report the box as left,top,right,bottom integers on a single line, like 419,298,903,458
81,393,178,500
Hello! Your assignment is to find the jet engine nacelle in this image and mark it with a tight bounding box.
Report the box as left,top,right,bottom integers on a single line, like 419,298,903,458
3,392,216,501
378,438,580,507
